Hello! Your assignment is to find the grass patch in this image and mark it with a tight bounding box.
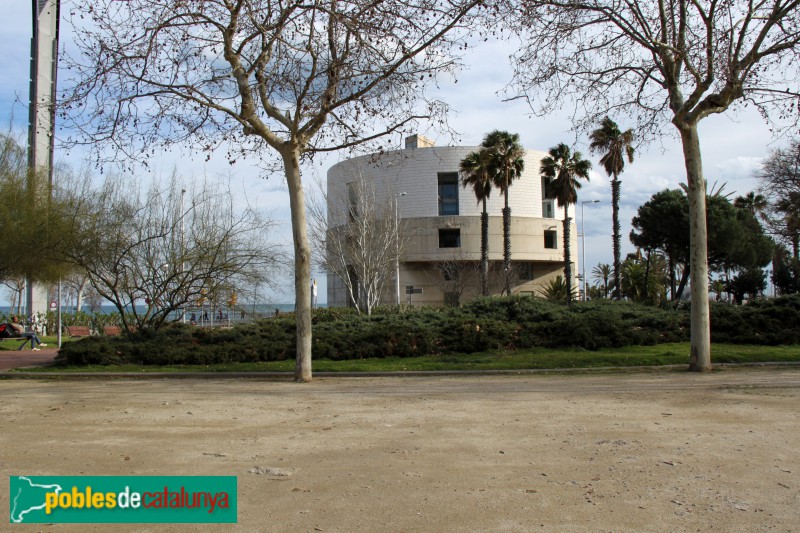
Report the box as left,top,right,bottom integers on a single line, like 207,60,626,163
0,336,72,351
17,343,800,373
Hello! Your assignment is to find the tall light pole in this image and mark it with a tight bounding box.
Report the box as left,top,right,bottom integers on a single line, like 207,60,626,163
180,188,186,323
581,200,601,301
395,192,407,305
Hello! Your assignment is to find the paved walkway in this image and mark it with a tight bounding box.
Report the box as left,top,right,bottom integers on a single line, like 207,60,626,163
0,347,59,371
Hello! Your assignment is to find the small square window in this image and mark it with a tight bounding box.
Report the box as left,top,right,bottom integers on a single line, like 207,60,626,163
439,228,461,248
544,230,558,249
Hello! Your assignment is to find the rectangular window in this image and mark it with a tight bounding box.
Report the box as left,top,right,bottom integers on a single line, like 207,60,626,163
543,177,555,200
544,230,558,249
542,200,555,219
438,172,459,216
444,292,460,307
439,228,461,248
517,262,533,280
347,182,359,221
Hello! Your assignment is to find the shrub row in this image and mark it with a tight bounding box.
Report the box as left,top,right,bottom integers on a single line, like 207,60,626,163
55,295,800,366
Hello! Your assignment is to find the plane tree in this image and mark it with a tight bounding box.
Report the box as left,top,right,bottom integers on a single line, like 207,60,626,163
60,0,482,381
507,0,800,370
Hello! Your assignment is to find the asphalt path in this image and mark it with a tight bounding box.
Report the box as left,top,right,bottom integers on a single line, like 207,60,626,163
0,346,58,371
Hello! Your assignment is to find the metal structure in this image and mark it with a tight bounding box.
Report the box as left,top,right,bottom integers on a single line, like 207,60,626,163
580,200,601,301
26,0,61,316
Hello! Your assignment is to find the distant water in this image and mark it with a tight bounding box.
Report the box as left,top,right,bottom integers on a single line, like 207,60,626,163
0,303,327,320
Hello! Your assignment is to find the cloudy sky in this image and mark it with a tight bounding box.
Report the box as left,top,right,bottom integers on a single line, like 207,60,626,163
0,4,785,303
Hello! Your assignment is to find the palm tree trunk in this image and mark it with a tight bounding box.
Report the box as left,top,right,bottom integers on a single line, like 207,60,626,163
564,210,572,305
668,255,676,300
481,202,489,296
503,194,511,297
611,177,621,299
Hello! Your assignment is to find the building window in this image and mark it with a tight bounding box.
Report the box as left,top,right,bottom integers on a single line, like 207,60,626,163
543,177,555,200
517,262,533,280
544,230,558,249
439,228,461,248
444,292,460,307
542,200,555,219
347,182,359,222
438,172,459,216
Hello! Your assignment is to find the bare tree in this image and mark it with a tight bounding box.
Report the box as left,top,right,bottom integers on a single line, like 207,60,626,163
60,0,480,381
308,168,410,315
757,140,800,258
508,0,800,371
430,252,481,306
2,277,26,315
62,271,90,313
82,285,105,314
60,173,283,333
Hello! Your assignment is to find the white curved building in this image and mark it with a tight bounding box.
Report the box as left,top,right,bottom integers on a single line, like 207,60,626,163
326,135,579,307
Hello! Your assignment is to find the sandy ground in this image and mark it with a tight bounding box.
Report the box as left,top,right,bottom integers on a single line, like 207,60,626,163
1,369,799,532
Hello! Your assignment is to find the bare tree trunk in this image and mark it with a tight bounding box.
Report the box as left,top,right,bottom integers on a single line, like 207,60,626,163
564,212,572,305
679,124,711,372
282,148,313,382
611,178,621,299
480,205,489,296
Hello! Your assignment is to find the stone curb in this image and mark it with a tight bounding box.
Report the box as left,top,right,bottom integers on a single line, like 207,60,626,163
3,361,800,380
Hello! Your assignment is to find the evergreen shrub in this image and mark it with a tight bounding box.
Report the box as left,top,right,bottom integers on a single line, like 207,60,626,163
55,295,799,366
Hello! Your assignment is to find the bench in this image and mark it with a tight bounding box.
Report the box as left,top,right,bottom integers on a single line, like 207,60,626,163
0,334,35,350
103,325,122,336
65,326,92,338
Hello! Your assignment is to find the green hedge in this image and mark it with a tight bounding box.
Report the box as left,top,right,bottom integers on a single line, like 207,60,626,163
55,295,800,366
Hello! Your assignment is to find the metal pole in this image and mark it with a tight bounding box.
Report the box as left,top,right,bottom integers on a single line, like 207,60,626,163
57,277,62,348
181,188,186,323
581,202,586,301
395,192,406,305
581,200,601,301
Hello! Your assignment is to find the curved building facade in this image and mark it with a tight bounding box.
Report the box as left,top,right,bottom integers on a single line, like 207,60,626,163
326,135,579,307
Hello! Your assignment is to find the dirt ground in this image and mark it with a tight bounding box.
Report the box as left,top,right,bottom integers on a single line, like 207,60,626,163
1,369,799,532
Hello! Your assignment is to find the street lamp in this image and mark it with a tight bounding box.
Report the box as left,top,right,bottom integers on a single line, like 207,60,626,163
581,200,601,301
395,191,407,305
180,188,186,323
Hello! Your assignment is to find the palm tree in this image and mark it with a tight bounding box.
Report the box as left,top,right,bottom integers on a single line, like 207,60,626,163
460,149,493,296
481,131,525,296
734,191,767,218
539,275,575,303
774,192,800,259
540,143,591,305
592,263,612,298
589,117,634,299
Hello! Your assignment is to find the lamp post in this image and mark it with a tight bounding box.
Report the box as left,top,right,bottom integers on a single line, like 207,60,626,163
581,200,601,301
395,191,407,305
180,188,186,323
